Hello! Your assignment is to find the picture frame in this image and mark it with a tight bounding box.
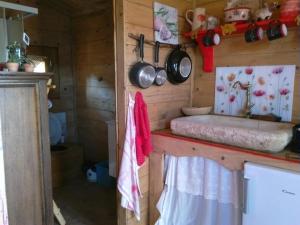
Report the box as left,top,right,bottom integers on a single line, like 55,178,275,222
154,2,178,45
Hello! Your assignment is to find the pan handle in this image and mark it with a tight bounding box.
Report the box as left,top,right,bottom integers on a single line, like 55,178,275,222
154,41,160,66
139,34,145,62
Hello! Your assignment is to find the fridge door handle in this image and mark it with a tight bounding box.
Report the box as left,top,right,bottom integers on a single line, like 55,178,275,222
243,177,249,214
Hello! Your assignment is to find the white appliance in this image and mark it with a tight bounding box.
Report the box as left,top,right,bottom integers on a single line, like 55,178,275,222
243,162,300,225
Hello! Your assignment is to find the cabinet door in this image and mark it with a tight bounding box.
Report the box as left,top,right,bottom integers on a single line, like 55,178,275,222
0,82,53,225
243,163,300,225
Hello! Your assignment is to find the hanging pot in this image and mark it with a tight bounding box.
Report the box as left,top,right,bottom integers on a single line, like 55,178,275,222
129,34,156,89
154,41,167,86
166,46,192,84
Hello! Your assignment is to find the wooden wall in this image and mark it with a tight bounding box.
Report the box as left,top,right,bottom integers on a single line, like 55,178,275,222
193,1,300,123
72,2,115,161
5,0,77,142
116,0,196,224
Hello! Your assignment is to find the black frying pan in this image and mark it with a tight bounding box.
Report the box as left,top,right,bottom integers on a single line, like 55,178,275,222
129,34,156,89
154,41,167,86
166,45,192,84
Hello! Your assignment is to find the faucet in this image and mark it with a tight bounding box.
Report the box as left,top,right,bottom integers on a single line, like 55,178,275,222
233,81,255,118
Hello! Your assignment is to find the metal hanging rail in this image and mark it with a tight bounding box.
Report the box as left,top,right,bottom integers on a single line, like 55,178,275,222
128,33,196,49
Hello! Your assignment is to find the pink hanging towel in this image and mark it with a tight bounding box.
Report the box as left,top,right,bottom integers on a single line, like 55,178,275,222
134,92,153,166
0,116,9,225
117,94,141,220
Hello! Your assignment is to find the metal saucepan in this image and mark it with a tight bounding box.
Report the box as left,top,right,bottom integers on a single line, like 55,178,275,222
129,34,156,89
166,45,192,84
154,41,167,86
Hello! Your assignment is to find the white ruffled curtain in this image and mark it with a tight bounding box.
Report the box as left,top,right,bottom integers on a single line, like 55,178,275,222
155,155,242,225
0,116,9,225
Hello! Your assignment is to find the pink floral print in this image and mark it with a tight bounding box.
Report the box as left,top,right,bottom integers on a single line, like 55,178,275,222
258,76,265,85
279,88,290,96
215,66,295,122
227,73,236,82
272,67,284,74
229,95,236,103
269,94,275,100
216,85,225,92
245,68,253,75
253,90,266,97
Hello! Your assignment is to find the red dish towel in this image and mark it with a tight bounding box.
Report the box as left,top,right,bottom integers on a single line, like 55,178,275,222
134,92,153,166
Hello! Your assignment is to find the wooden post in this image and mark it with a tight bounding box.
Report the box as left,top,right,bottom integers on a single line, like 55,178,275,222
149,151,165,225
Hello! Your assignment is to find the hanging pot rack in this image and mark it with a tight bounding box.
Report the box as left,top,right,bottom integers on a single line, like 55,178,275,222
128,33,196,49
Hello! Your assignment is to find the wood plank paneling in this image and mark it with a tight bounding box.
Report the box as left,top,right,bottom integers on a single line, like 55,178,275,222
117,0,300,224
149,152,164,225
14,0,77,142
117,0,195,224
73,3,115,161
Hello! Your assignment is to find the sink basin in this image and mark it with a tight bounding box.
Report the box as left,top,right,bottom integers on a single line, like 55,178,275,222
171,115,293,153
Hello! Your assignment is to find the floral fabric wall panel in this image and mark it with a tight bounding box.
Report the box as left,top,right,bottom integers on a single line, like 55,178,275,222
215,65,296,122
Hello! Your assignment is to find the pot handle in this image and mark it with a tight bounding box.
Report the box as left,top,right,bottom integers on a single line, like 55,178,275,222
185,9,194,26
154,41,160,66
139,34,145,62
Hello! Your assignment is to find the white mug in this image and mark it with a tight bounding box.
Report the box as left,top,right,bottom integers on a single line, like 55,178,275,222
185,8,206,31
206,16,220,30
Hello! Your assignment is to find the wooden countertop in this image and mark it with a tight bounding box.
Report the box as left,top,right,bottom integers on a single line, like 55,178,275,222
152,129,300,172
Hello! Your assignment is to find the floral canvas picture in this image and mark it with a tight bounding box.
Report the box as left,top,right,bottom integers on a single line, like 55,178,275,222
215,65,296,122
154,2,178,45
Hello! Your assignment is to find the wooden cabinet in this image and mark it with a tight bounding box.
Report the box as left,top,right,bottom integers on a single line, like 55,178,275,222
0,72,53,225
150,130,300,225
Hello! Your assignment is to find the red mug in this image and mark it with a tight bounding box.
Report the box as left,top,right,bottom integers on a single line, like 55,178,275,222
202,30,221,47
266,20,288,41
245,23,264,42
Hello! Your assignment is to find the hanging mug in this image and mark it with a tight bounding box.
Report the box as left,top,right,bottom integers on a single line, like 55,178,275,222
185,8,206,31
266,20,288,41
202,30,221,47
245,23,264,43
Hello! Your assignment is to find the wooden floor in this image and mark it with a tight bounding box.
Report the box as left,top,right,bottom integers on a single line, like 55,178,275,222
53,179,117,225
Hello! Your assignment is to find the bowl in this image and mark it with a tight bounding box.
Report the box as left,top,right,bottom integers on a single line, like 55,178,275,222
224,7,251,23
182,106,212,116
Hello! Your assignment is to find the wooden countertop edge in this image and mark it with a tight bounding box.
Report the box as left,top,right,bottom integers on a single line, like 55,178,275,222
0,72,53,80
152,130,300,172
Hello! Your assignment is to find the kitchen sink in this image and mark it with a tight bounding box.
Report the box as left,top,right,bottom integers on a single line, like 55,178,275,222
171,115,293,153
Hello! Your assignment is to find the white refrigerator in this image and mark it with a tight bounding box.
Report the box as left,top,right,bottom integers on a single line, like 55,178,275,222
243,162,300,225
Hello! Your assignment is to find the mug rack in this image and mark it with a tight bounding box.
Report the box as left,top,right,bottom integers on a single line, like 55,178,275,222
184,17,298,38
183,17,299,73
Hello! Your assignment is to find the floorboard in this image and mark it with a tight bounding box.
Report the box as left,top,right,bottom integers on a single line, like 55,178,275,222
53,179,117,225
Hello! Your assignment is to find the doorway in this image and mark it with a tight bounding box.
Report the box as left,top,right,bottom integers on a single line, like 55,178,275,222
24,0,117,224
